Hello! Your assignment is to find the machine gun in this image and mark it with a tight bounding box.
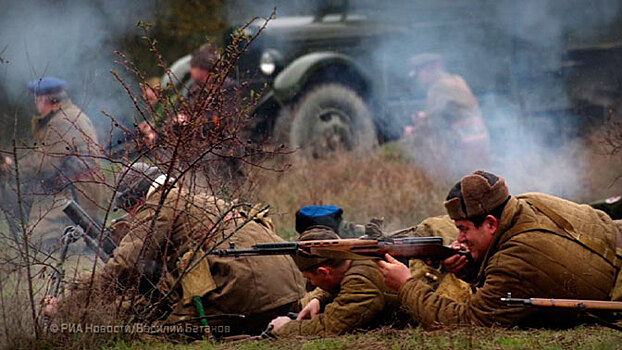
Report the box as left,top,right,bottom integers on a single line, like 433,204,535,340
210,236,470,262
42,225,83,331
62,200,117,262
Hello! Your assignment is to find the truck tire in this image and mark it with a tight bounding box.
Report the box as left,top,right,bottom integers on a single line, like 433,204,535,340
285,83,377,158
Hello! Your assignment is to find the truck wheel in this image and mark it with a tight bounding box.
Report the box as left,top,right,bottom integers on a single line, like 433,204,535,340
287,83,377,158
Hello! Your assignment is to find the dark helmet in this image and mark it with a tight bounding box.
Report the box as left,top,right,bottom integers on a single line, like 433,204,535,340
114,163,163,211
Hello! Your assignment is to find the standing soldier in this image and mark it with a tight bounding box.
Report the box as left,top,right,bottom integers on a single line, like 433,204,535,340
179,42,237,135
175,43,244,191
0,77,105,252
403,54,490,177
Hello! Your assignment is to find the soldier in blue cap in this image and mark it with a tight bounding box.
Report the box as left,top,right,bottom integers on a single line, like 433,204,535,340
295,205,367,238
0,77,106,253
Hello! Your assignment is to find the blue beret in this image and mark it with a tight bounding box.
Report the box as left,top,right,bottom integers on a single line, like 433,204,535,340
296,205,343,234
299,205,341,218
27,77,67,95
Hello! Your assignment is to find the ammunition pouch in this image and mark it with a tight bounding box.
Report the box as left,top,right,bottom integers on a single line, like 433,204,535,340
177,249,216,306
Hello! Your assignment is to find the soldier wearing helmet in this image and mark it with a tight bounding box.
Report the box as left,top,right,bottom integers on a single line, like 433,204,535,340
45,163,305,338
379,170,622,329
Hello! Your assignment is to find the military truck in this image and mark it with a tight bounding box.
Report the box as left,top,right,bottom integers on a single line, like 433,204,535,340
163,9,417,157
162,1,622,156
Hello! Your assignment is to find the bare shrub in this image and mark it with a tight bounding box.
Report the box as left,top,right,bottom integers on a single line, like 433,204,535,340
574,118,622,202
0,14,290,348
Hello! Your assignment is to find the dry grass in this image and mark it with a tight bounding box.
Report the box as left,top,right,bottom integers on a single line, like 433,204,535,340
251,133,622,241
251,145,451,240
120,326,622,350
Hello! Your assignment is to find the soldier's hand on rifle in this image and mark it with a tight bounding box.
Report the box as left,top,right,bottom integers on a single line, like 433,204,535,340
268,316,291,333
297,298,321,320
376,253,412,291
42,296,59,318
442,241,469,274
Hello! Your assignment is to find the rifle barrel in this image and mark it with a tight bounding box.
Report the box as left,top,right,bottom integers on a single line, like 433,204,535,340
529,298,622,311
211,242,300,257
62,200,116,257
210,237,469,262
501,297,622,311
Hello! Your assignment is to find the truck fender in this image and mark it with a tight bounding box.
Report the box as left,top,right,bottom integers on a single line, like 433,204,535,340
273,52,371,103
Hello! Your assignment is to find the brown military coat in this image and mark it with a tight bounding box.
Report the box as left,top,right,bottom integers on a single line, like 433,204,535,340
406,215,472,302
90,187,305,320
425,72,480,124
405,72,490,178
275,260,404,336
398,193,620,328
20,101,105,248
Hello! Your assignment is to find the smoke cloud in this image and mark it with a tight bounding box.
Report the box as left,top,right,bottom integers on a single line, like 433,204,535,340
2,0,619,199
229,0,622,199
0,0,157,143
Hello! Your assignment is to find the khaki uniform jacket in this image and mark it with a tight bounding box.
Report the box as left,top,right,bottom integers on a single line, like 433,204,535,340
275,260,403,336
92,187,305,317
408,216,472,303
398,193,620,328
409,73,490,177
22,101,104,217
425,72,480,124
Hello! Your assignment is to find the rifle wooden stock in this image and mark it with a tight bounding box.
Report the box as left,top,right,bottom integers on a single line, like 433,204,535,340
212,236,470,261
502,296,622,311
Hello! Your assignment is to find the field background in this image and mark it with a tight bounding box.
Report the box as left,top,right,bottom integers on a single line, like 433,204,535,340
2,139,622,349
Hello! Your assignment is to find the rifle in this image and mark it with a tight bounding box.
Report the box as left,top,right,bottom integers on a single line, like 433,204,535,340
501,293,622,331
62,200,116,262
501,294,622,311
43,225,83,331
210,236,470,262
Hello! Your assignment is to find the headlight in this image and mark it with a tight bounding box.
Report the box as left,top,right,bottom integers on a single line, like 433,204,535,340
259,49,282,76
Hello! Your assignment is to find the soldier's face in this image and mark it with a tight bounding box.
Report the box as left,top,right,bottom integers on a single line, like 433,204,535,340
141,85,158,106
303,265,347,293
34,95,47,114
190,67,210,84
455,216,498,263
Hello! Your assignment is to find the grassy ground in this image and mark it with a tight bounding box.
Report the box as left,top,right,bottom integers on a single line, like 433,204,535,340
119,326,622,350
2,139,622,349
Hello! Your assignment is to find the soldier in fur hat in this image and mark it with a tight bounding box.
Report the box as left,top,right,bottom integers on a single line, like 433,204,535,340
378,170,622,328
